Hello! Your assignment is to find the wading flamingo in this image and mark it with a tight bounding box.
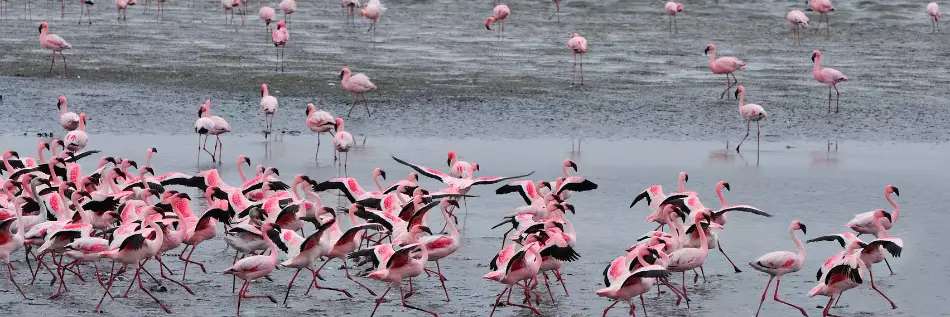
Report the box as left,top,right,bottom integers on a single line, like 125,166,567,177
272,21,289,72
787,10,809,44
705,43,745,99
306,103,336,159
260,84,278,132
807,0,834,35
667,211,715,308
549,0,560,22
929,3,941,32
223,0,240,25
342,0,360,26
597,245,670,316
485,242,543,317
367,243,438,317
749,220,808,317
333,117,354,167
361,0,384,45
566,33,587,86
484,5,510,39
807,240,867,317
223,223,280,316
340,67,377,116
39,22,72,75
734,86,768,152
259,6,275,38
278,0,295,28
664,2,684,34
56,96,80,131
811,50,847,113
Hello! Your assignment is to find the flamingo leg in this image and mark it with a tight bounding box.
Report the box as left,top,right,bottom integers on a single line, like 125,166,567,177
542,272,555,302
180,243,207,282
49,50,56,74
236,280,248,316
96,264,125,312
737,120,750,152
833,84,840,113
571,53,577,85
94,264,115,300
868,269,898,309
362,94,371,117
369,285,392,317
718,240,743,273
504,282,541,315
135,264,173,314
489,286,508,317
157,257,194,295
602,301,618,317
720,73,733,99
579,53,584,86
883,258,895,275
347,95,358,116
282,268,302,305
755,276,773,317
7,263,30,299
823,295,844,317
430,261,450,301
772,277,808,316
398,281,438,316
756,121,761,150
341,261,370,296
553,269,569,296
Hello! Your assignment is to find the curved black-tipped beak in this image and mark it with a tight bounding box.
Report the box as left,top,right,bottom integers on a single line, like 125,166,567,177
339,71,345,79
323,206,335,216
882,211,892,223
39,25,42,33
648,248,659,257
10,151,19,158
244,157,251,166
56,101,62,110
446,157,452,166
107,157,117,164
857,241,868,248
811,53,817,62
703,47,709,55
177,192,192,200
565,204,575,214
799,224,807,235
448,199,460,209
43,143,51,150
145,167,155,175
260,89,264,97
80,191,93,199
892,186,900,196
379,170,387,180
569,161,578,172
306,107,311,116
734,89,739,99
723,182,731,191
129,161,139,169
271,168,280,176
151,147,158,153
684,174,689,183
419,226,433,235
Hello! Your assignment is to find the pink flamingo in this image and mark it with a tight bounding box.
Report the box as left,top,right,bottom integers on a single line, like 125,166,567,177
360,0,384,45
567,33,587,86
56,96,80,131
97,216,172,313
415,199,461,301
178,205,231,282
0,197,30,299
259,6,275,38
485,242,543,316
929,3,941,32
807,239,867,317
115,0,131,21
734,86,768,152
705,43,745,99
807,0,834,35
749,220,808,317
667,211,716,308
278,0,295,29
342,0,360,26
340,67,377,116
306,103,336,159
64,113,88,152
484,5,510,39
311,221,388,297
222,0,239,25
664,2,684,34
786,10,809,44
811,50,848,113
597,245,671,317
39,22,72,75
195,100,216,161
223,223,280,316
846,185,900,236
272,22,289,72
549,0,560,22
278,218,356,304
366,243,439,317
260,84,278,133
333,117,355,167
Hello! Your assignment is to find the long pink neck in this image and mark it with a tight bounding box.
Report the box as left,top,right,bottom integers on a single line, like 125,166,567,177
48,160,60,185
677,177,685,192
707,48,716,69
237,162,247,183
2,155,14,174
885,192,899,223
738,90,745,109
107,171,120,194
38,146,46,164
716,186,727,208
374,174,383,192
791,227,804,260
873,216,889,238
562,165,571,177
696,218,708,251
813,55,822,77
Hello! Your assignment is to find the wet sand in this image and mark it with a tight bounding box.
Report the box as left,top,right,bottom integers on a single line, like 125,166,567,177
0,135,945,316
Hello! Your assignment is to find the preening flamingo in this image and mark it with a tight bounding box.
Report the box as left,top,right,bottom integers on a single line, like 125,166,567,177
484,5,510,39
664,2,684,34
340,67,377,116
342,0,360,26
929,3,941,32
39,22,72,75
272,21,289,72
360,0,384,45
811,50,848,113
259,6,275,38
749,220,808,317
222,0,240,25
787,10,809,44
566,33,587,87
734,86,768,152
705,43,745,99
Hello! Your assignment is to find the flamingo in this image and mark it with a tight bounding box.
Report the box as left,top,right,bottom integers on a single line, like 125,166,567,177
56,96,80,131
664,2,684,34
446,150,473,178
340,67,377,116
484,5,510,39
667,211,716,307
278,218,355,303
64,113,88,153
178,205,231,282
259,6,275,39
787,10,809,44
342,0,360,26
566,33,587,86
260,84,278,133
415,199,461,301
223,223,280,316
223,0,239,25
630,172,689,231
749,220,808,317
929,3,941,33
597,245,671,317
310,220,388,297
548,0,560,22
366,243,438,317
278,0,295,28
807,240,867,317
306,103,336,159
272,21,289,72
811,50,848,113
485,241,543,316
846,185,900,236
807,0,834,35
207,102,233,162
39,22,72,75
705,43,746,99
734,86,768,152
360,0,384,45
332,117,354,167
115,0,131,21
0,197,30,299
97,215,172,313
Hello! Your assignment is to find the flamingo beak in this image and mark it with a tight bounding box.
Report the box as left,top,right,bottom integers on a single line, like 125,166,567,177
811,53,816,62
447,199,460,209
339,71,345,79
38,25,42,33
271,168,280,176
379,170,386,180
56,101,62,110
704,47,709,55
419,226,433,235
799,224,807,235
569,161,577,172
892,186,900,196
151,147,158,153
177,192,191,200
734,89,739,99
146,167,155,175
244,157,251,166
723,182,731,191
306,107,311,116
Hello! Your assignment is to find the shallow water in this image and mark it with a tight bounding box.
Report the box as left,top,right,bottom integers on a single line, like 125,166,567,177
0,135,946,316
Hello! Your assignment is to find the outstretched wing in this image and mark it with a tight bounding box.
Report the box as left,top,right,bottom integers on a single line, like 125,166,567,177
391,155,448,183
496,180,540,205
806,234,849,248
866,238,903,258
555,177,598,195
471,172,535,186
309,179,359,203
713,205,771,218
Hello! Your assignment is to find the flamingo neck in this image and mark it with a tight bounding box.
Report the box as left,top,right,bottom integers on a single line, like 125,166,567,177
813,56,821,75
873,216,889,238
38,146,46,163
677,177,685,193
2,155,13,174
348,209,362,226
48,161,60,185
30,182,49,221
441,206,459,240
716,186,727,208
238,163,247,183
791,228,805,261
738,90,746,109
697,220,708,251
60,102,68,115
885,192,899,223
707,49,716,68
14,199,25,238
146,153,153,168
635,250,650,268
374,174,383,192
291,181,301,201
107,171,120,194
562,165,571,177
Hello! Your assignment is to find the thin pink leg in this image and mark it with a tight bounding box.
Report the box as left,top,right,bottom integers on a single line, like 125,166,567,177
868,269,898,309
398,281,439,316
602,300,618,317
773,277,808,316
542,272,555,302
369,285,392,317
7,263,30,299
755,276,773,317
553,269,569,296
343,261,374,296
435,261,450,301
489,286,508,317
135,263,172,313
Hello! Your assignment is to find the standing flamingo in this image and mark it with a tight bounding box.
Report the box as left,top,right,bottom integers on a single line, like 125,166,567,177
705,43,746,99
223,223,280,316
566,33,587,87
360,0,384,45
77,0,94,25
808,0,834,35
306,103,335,159
786,10,809,44
415,199,461,301
222,0,239,25
39,22,72,75
0,197,30,299
56,96,80,131
333,117,354,168
749,220,808,317
664,2,684,34
366,243,438,317
342,0,360,26
811,50,847,113
278,0,295,29
260,84,278,134
195,100,216,162
734,86,768,152
64,113,88,152
115,0,131,21
485,242,543,316
929,3,941,32
549,0,560,22
484,5,510,39
259,6,275,39
340,67,377,116
272,22,289,72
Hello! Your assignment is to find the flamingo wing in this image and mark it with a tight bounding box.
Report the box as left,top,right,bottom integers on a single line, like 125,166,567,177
819,68,848,83
489,244,516,271
539,244,581,262
352,207,394,232
806,234,850,248
471,172,535,186
866,238,903,257
349,74,376,91
713,205,771,218
555,177,598,196
496,180,541,205
391,155,449,183
602,256,627,287
750,251,798,271
406,200,441,227
715,57,745,72
45,34,72,49
309,178,360,203
117,233,147,251
337,223,386,246
386,243,420,269
299,219,336,253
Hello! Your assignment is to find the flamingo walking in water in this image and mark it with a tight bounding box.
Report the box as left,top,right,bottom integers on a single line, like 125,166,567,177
749,221,808,317
787,10,809,44
811,50,848,113
667,211,716,307
223,223,280,316
664,2,684,34
366,243,439,317
705,43,746,99
272,21,289,72
333,117,355,168
39,22,72,75
808,0,834,35
361,0,384,45
485,242,543,316
306,103,336,159
484,5,510,39
734,86,768,152
260,84,278,132
567,33,587,87
0,197,31,299
929,3,941,32
340,67,377,117
56,96,80,132
222,0,240,25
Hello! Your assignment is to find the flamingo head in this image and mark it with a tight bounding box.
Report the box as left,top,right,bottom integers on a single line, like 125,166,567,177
571,32,579,38
704,44,714,55
276,21,285,28
306,103,314,116
563,159,577,172
811,50,821,62
334,117,344,131
79,112,87,125
266,167,280,176
484,17,496,30
734,85,745,99
38,140,49,151
56,96,67,110
408,172,418,182
260,84,268,97
873,209,892,223
886,184,899,197
339,67,350,79
446,150,456,166
717,181,730,191
39,22,48,33
791,220,806,234
472,163,479,172
231,0,239,7
678,171,688,184
676,3,683,11
238,155,251,166
374,168,386,180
